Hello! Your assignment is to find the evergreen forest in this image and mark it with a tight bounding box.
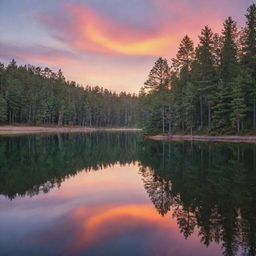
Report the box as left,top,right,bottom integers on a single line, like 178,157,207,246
139,4,256,135
0,61,138,127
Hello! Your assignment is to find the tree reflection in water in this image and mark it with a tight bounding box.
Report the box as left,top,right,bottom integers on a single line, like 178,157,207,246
0,132,138,199
1,133,256,255
139,140,256,256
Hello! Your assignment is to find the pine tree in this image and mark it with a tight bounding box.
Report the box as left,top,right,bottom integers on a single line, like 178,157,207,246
242,4,256,76
183,82,196,134
212,80,232,133
172,35,195,75
213,33,222,67
241,4,256,129
140,58,171,134
192,26,217,129
144,57,170,92
171,36,195,131
0,63,5,94
214,17,239,131
142,58,171,134
0,94,7,123
230,74,247,133
220,17,239,83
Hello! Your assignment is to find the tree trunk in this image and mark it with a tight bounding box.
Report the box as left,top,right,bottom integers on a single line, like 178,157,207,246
237,119,240,133
168,119,171,135
168,105,171,135
208,107,211,129
200,96,203,129
253,98,256,129
58,111,63,126
162,106,165,134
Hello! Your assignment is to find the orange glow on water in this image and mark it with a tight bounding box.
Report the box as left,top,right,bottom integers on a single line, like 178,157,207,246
85,205,164,230
68,204,177,253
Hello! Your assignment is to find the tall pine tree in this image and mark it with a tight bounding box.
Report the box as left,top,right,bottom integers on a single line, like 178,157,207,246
142,58,171,134
171,36,195,131
213,17,238,132
191,26,217,129
242,4,256,129
144,57,170,92
230,73,247,132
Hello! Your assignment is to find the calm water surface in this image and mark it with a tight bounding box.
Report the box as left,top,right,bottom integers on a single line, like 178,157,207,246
0,132,256,256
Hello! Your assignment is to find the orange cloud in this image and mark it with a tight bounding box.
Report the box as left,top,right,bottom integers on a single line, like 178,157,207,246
67,4,174,56
61,2,225,58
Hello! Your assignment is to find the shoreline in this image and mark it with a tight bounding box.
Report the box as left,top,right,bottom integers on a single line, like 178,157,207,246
149,135,256,144
0,126,141,135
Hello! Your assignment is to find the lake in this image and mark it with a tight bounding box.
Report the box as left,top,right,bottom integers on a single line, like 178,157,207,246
0,132,256,256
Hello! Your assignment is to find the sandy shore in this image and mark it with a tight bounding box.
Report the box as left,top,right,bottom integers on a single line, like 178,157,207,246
149,135,256,144
0,126,141,135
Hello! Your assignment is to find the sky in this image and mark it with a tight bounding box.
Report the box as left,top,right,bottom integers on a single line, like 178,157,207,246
0,0,254,93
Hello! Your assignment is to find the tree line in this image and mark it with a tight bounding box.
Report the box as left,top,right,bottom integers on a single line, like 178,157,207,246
139,4,256,135
0,60,138,127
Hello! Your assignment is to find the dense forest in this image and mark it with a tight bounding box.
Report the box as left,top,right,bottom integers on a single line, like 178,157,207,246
1,4,256,135
0,60,138,127
139,4,256,135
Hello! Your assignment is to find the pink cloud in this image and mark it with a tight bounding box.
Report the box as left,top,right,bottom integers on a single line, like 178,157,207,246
38,2,227,58
39,3,177,56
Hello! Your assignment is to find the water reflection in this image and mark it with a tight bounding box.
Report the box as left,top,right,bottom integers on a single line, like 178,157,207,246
139,140,256,256
0,132,138,199
0,133,256,255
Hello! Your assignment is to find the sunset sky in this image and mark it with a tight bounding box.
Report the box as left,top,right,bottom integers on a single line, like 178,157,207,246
0,0,254,93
